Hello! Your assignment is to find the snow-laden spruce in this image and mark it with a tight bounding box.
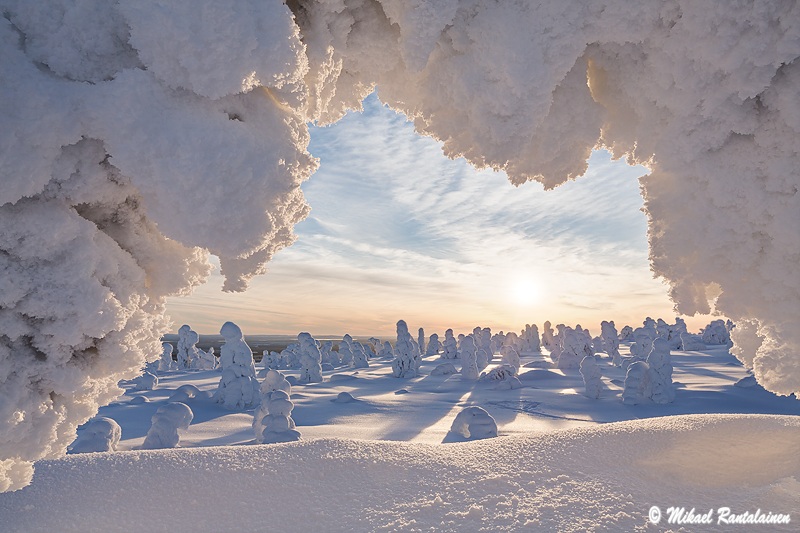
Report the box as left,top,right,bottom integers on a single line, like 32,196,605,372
600,321,621,366
622,362,652,406
459,336,480,380
213,322,259,409
392,320,421,378
158,343,176,372
253,369,292,442
141,402,193,450
257,390,301,444
177,325,203,370
580,356,603,399
442,329,458,360
647,337,675,404
68,417,122,454
425,333,441,356
297,332,323,383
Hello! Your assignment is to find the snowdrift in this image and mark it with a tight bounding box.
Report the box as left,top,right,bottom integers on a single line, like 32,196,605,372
2,414,797,532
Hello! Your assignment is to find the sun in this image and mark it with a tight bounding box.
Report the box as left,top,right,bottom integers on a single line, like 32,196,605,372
509,279,542,308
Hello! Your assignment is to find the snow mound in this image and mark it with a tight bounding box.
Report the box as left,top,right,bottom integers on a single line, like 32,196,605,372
1,415,797,532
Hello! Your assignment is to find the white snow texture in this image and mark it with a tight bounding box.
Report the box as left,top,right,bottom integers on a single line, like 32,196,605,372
1,0,798,491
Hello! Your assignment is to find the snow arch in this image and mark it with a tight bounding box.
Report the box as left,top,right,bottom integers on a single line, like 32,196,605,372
1,0,797,491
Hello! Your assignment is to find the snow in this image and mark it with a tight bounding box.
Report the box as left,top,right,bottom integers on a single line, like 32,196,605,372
2,337,800,528
2,414,797,532
1,0,798,493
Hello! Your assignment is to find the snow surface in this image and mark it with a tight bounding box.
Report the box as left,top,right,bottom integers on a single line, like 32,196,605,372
1,415,797,532
1,341,799,530
1,0,799,491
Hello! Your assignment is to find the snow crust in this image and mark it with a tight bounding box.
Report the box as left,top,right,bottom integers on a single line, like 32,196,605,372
2,415,797,532
1,0,799,491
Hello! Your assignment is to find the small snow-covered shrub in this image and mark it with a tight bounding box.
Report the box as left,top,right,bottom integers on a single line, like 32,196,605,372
481,364,517,382
68,417,122,454
141,403,193,450
449,406,498,440
431,362,458,376
168,384,201,403
132,371,158,391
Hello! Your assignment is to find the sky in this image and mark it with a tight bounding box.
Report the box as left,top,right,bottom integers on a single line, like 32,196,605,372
165,93,714,337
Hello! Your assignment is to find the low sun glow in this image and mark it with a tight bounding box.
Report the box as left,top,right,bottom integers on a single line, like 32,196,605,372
510,279,541,308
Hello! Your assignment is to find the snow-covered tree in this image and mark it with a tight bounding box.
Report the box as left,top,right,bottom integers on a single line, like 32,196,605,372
338,335,355,366
158,342,176,372
629,324,658,360
68,417,122,454
213,322,259,409
257,390,301,444
193,346,217,370
132,371,158,391
177,325,202,370
601,321,621,366
460,335,480,380
392,320,420,378
702,319,732,346
442,329,458,359
580,356,602,399
521,324,541,353
320,341,339,367
622,362,652,406
253,370,292,440
351,341,370,369
425,333,442,356
541,321,557,352
141,402,193,449
297,332,323,383
417,328,426,355
378,341,394,359
499,344,520,372
619,326,635,342
449,406,497,440
647,338,675,404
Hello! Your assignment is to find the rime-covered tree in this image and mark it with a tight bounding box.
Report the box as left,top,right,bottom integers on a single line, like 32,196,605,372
392,320,420,378
297,332,323,383
213,322,259,409
141,402,193,449
442,329,458,359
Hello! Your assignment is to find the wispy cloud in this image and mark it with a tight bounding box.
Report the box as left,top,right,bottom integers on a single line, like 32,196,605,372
167,94,711,336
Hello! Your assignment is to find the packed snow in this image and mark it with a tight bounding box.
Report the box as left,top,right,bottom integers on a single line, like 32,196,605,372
0,0,798,499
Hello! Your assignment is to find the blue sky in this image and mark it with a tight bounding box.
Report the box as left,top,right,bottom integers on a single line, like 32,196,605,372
166,93,707,336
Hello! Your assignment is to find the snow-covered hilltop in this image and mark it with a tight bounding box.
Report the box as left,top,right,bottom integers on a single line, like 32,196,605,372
1,0,798,492
2,415,797,532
